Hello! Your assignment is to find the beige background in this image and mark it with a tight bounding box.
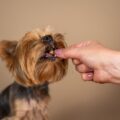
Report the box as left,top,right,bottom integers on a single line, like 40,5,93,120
0,0,120,120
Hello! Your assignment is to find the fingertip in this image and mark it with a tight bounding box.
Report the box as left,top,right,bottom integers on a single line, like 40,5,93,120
82,72,94,81
55,49,65,58
55,46,80,59
72,59,81,65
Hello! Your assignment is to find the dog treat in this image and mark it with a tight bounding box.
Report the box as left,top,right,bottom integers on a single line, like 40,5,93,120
49,50,54,55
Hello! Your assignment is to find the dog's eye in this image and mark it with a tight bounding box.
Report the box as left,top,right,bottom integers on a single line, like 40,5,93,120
42,35,53,44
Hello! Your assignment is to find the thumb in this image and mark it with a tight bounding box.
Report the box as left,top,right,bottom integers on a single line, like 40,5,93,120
55,47,80,59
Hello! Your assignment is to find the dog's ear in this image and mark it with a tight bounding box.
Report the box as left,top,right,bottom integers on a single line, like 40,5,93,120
0,40,18,70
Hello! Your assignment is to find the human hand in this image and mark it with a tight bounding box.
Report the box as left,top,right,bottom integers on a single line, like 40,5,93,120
55,41,120,84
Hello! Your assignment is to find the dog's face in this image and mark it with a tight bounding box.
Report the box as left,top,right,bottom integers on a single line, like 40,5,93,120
0,28,68,87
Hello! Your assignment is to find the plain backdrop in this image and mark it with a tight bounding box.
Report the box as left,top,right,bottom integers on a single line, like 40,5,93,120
0,0,120,120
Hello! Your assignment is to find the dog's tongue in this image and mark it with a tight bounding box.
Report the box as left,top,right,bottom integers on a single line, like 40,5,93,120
44,49,56,61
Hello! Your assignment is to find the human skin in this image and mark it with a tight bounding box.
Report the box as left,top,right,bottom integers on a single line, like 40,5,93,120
55,41,120,84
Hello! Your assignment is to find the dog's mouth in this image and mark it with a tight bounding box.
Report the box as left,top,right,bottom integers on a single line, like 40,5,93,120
40,35,57,61
42,45,57,61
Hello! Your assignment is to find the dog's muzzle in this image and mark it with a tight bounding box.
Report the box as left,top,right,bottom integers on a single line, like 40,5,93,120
41,35,57,61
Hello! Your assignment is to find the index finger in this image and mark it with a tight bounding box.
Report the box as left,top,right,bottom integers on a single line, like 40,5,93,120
55,46,80,59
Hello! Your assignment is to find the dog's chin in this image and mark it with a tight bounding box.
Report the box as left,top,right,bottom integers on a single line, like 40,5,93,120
35,56,67,85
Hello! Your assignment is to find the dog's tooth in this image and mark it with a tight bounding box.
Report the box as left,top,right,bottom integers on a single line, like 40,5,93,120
49,50,54,55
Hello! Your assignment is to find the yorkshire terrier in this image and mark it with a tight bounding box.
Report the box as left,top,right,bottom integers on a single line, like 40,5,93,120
0,28,68,120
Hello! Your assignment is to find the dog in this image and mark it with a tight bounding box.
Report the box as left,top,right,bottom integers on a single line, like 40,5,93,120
0,28,68,120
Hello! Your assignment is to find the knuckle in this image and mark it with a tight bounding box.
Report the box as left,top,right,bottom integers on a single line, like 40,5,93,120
93,77,109,84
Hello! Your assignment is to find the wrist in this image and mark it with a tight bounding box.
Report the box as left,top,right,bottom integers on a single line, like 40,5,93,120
104,50,120,83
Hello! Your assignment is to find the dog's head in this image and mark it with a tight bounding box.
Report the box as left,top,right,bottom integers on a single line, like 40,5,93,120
0,28,68,87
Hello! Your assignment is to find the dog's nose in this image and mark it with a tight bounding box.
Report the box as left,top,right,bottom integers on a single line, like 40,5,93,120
42,35,53,44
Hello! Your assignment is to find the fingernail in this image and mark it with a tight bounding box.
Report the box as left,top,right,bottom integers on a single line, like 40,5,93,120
55,49,62,57
87,73,93,78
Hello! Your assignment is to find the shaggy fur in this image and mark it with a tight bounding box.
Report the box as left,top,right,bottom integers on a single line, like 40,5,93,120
0,28,68,120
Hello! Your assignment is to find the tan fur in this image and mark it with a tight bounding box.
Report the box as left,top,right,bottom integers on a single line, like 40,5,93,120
0,29,68,87
8,97,49,120
0,28,68,120
3,97,49,120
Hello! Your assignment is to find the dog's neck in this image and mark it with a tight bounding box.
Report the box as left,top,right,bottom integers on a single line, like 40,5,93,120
10,82,49,111
0,82,50,120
